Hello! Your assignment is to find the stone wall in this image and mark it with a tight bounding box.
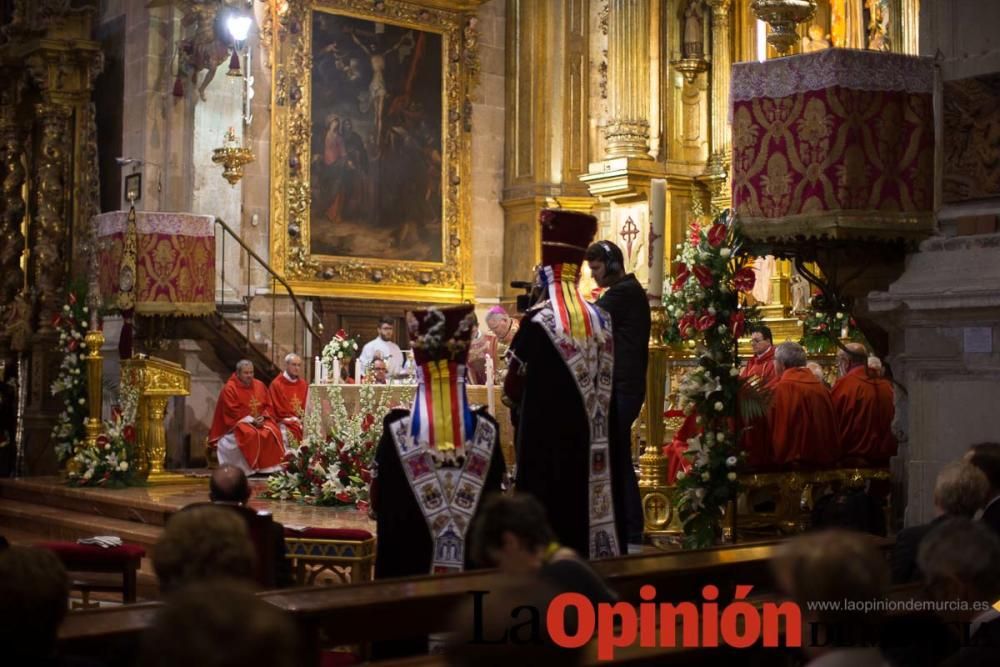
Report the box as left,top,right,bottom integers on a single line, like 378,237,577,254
867,0,1000,526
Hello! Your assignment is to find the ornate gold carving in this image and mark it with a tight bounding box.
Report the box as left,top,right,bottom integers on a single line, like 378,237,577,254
122,356,191,484
212,127,256,185
270,0,476,302
604,0,650,158
750,0,817,55
0,113,27,315
32,103,71,333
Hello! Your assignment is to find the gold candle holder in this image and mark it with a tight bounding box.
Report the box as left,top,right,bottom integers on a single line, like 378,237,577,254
212,127,255,186
751,0,817,54
84,328,105,448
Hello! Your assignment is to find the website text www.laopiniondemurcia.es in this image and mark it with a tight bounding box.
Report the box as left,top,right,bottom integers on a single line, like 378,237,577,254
466,584,998,661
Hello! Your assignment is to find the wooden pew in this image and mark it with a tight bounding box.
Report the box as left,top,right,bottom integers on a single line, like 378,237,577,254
58,537,895,665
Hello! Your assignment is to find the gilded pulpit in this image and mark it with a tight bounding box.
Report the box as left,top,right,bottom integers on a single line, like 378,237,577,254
121,356,191,484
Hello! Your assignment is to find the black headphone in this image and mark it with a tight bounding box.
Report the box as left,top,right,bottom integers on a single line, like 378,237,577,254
599,241,624,273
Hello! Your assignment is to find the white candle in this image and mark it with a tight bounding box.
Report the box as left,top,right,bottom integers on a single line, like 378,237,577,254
485,354,496,415
355,361,362,384
314,356,321,384
332,358,341,385
648,179,667,307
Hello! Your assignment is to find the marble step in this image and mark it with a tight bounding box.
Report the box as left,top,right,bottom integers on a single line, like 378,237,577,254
0,496,164,550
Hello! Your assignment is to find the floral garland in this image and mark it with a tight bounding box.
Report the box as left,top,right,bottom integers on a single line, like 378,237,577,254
264,383,393,508
66,371,140,488
665,210,762,549
50,286,90,463
800,295,866,353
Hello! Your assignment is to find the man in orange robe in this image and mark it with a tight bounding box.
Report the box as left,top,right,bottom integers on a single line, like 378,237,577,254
765,342,841,467
831,343,896,466
268,353,308,448
209,360,285,475
738,325,778,469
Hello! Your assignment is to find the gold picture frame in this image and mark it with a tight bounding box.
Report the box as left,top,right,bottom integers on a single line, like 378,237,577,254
269,0,478,302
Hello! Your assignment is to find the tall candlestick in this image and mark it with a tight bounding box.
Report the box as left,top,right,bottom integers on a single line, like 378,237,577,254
648,179,667,306
485,354,496,416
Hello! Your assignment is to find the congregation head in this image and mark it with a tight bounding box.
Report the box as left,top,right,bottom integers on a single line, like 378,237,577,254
0,546,69,663
210,464,252,505
933,460,989,518
154,504,256,593
837,342,869,374
470,492,555,572
918,518,1000,618
584,240,625,287
966,442,1000,496
142,579,300,667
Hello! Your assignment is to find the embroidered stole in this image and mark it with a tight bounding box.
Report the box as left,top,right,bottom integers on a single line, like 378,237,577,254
391,414,497,573
532,303,620,559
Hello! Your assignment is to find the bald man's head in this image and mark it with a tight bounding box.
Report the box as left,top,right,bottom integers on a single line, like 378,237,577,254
209,465,251,504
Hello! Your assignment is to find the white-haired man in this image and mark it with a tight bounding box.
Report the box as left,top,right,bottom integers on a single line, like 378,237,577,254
269,353,308,447
208,360,285,474
760,342,841,468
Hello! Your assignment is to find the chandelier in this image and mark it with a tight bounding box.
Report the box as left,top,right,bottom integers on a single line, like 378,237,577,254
751,0,817,55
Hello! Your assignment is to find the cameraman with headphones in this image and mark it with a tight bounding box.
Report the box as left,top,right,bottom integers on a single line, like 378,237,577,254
585,241,650,552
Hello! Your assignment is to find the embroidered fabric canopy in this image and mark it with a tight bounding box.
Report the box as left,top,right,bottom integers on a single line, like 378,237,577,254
730,48,936,243
95,211,215,316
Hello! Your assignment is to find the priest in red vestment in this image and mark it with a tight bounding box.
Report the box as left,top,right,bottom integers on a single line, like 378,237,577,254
268,353,308,448
763,342,841,467
832,343,897,466
741,324,776,385
209,360,285,475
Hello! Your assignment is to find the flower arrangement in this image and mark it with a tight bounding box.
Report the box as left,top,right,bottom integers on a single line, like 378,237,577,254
65,372,140,488
799,295,866,353
663,209,763,549
263,383,393,508
50,285,90,463
323,330,359,363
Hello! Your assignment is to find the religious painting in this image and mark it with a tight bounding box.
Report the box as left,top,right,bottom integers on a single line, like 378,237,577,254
270,0,476,302
943,73,1000,204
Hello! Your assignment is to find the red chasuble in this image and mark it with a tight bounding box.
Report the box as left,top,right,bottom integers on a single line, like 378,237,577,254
831,366,897,466
209,374,285,470
268,373,308,444
767,367,841,467
741,345,776,386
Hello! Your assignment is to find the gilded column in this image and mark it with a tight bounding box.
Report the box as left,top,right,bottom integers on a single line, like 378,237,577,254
32,104,72,333
604,0,651,158
705,0,732,208
0,114,27,311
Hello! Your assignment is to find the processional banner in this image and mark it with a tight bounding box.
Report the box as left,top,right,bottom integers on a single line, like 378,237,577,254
731,48,935,241
95,211,216,316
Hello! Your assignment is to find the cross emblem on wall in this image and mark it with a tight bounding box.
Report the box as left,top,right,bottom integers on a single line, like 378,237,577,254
619,215,640,264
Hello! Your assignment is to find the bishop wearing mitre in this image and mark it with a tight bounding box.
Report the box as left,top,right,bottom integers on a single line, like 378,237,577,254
209,360,286,474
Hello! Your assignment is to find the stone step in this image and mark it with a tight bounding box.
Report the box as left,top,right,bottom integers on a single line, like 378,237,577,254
0,496,163,550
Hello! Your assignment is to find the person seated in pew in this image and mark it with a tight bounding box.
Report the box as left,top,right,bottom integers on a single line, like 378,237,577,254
209,465,294,588
141,579,300,667
918,518,1000,666
153,505,256,593
772,530,891,667
755,342,841,468
891,461,989,583
0,545,100,667
268,353,308,449
208,360,286,475
832,343,897,467
470,492,617,606
966,442,1000,537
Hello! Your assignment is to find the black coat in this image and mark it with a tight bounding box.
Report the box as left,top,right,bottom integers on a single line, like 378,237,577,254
596,274,651,399
890,514,950,584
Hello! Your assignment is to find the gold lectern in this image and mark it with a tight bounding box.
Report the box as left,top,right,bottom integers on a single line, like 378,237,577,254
121,356,191,484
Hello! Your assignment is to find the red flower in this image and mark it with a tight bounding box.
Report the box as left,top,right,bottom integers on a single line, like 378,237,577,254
69,293,77,305
336,491,351,503
733,267,756,293
360,468,372,483
730,311,746,338
672,264,691,291
693,265,715,288
818,323,828,331
361,414,375,431
68,340,78,352
696,313,717,331
707,223,727,248
688,222,702,244
337,468,349,480
335,328,348,339
356,500,370,512
96,434,110,447
123,425,136,444
678,312,697,338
